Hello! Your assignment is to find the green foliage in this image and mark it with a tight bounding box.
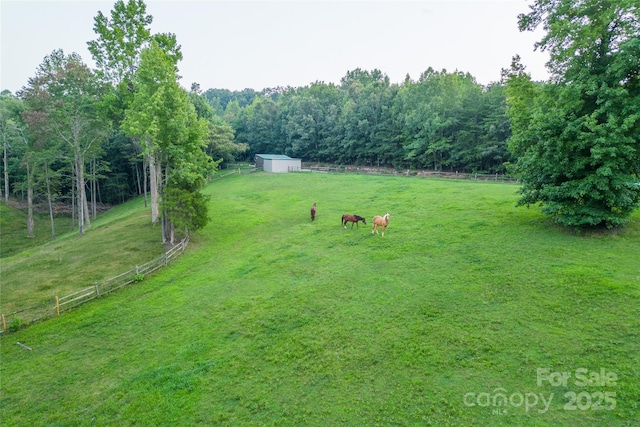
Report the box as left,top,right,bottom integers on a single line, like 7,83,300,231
87,0,153,85
6,316,21,333
161,187,210,233
506,1,640,228
1,174,639,425
122,40,216,239
228,68,512,173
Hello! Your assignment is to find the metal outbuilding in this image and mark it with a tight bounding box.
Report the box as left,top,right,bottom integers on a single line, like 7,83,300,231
254,154,302,173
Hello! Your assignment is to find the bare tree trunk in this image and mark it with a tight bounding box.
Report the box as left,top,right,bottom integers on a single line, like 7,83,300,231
26,162,34,238
44,161,56,240
78,158,91,231
148,152,159,223
76,160,84,236
163,161,171,244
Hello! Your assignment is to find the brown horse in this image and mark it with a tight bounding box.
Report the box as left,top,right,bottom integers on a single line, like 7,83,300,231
371,213,390,236
342,214,366,229
310,203,316,221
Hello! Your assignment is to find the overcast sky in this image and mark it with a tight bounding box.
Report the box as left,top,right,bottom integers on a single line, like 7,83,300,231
1,0,550,94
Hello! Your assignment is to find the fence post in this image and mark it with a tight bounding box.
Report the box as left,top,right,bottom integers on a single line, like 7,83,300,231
55,296,60,315
95,282,100,297
164,251,168,266
1,314,5,332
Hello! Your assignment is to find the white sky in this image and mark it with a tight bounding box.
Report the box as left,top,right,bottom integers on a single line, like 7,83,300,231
1,0,550,94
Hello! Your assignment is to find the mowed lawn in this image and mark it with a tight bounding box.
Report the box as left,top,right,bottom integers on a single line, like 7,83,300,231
1,172,639,426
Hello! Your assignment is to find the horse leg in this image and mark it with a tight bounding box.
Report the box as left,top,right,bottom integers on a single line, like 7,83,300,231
381,225,386,236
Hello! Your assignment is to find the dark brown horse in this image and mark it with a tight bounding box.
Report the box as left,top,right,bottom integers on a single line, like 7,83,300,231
371,212,390,236
310,203,316,221
342,214,366,229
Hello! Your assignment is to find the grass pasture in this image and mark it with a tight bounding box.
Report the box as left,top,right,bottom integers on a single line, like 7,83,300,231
1,172,639,426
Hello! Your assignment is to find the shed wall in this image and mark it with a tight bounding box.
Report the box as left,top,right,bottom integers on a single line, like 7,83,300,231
270,159,301,173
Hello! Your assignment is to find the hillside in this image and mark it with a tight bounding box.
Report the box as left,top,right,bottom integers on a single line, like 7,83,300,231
0,203,74,259
1,173,639,426
0,198,165,314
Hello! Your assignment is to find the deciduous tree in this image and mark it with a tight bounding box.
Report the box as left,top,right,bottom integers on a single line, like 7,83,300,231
122,41,215,242
19,50,108,235
508,0,640,227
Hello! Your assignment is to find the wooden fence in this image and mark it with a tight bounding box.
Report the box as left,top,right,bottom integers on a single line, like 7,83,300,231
1,237,189,334
296,164,520,183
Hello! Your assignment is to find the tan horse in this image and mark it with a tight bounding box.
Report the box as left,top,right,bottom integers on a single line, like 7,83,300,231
371,213,390,236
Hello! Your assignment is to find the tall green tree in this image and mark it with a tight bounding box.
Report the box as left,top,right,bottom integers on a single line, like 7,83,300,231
508,0,640,227
88,0,183,207
0,91,24,203
87,0,152,87
20,50,109,236
122,41,215,242
188,88,247,165
339,69,393,165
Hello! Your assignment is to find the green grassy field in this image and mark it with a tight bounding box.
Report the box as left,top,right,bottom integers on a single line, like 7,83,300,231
1,172,639,426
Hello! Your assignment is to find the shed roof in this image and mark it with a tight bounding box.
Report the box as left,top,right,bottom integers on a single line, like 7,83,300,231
255,154,295,160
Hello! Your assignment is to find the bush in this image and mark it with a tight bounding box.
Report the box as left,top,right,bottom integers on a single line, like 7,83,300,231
7,317,21,333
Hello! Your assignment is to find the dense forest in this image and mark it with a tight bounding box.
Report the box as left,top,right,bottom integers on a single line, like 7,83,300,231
202,68,512,173
1,0,638,234
1,68,515,201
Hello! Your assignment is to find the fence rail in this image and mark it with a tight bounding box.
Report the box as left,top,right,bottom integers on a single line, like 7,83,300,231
1,237,189,334
296,165,519,183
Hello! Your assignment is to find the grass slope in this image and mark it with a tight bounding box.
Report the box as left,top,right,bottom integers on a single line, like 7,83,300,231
0,199,165,314
1,173,639,426
0,203,73,258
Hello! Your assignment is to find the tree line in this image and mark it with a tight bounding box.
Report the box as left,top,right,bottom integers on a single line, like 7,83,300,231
207,68,512,174
1,0,638,236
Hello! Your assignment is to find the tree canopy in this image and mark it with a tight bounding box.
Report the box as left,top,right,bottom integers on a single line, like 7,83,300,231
506,0,640,227
2,0,638,240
